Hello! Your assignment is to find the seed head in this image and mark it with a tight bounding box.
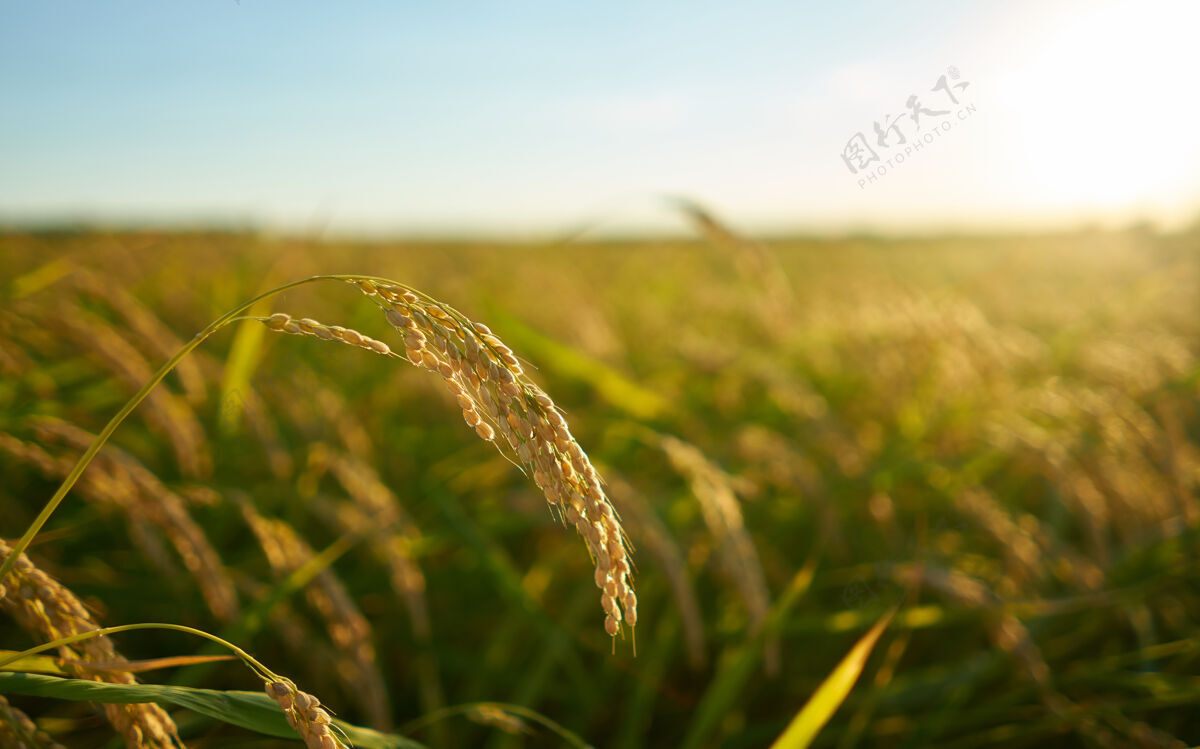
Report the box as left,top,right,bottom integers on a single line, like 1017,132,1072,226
346,279,638,636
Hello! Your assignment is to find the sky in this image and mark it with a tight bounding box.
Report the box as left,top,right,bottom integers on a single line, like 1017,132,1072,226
2,0,1199,237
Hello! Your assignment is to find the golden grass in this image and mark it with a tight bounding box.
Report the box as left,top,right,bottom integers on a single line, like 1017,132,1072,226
239,502,391,730
0,541,182,748
0,226,1197,747
265,678,350,749
0,694,67,749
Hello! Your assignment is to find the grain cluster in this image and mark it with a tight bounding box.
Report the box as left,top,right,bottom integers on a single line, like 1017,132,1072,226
0,541,182,748
265,679,349,749
256,280,638,634
361,280,637,635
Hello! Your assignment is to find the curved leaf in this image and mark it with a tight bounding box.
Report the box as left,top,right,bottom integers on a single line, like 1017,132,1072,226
770,607,896,749
0,671,425,748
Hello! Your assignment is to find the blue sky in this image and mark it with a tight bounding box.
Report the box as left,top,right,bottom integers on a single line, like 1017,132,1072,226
2,1,1199,236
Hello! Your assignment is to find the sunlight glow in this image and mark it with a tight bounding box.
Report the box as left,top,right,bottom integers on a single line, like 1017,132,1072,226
996,0,1200,222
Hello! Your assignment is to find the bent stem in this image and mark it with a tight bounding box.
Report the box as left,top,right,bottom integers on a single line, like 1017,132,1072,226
0,273,388,585
0,623,279,684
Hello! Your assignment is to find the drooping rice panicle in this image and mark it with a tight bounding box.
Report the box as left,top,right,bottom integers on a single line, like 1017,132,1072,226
70,266,208,406
265,679,351,749
607,476,706,669
322,450,430,639
0,541,183,748
1,419,239,623
658,434,775,673
0,694,67,749
258,312,394,357
240,503,391,730
41,301,211,478
349,279,637,636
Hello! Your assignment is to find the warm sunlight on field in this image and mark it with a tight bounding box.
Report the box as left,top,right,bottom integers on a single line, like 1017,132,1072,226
4,1,1200,747
988,1,1200,220
2,224,1198,747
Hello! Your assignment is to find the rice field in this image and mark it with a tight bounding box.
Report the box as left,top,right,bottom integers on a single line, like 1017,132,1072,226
1,223,1199,747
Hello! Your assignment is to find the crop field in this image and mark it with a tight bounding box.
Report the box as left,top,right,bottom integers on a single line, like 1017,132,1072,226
0,225,1198,748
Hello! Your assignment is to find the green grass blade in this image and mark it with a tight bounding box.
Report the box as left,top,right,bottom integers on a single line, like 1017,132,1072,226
0,672,425,748
217,310,269,435
769,606,897,749
7,258,75,299
0,651,65,675
0,274,340,585
680,553,819,749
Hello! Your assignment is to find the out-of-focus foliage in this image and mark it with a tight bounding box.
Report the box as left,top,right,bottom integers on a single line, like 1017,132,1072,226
0,225,1198,747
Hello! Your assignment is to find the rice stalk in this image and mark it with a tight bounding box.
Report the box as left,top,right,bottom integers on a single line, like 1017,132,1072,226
262,279,639,636
957,488,1070,593
671,198,794,334
2,273,635,642
322,450,430,639
232,575,337,690
69,267,207,406
41,301,211,478
659,434,776,674
906,565,1180,746
0,618,349,749
265,679,351,749
0,541,183,748
606,476,706,670
239,503,391,730
227,382,296,478
0,419,239,623
0,694,67,749
1,273,336,588
302,372,377,462
298,447,449,741
258,313,394,357
0,318,33,378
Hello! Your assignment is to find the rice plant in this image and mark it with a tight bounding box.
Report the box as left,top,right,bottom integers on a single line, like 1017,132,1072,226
1,225,1198,747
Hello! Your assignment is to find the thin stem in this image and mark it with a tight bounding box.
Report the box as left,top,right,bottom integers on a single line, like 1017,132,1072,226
0,274,353,585
0,623,279,683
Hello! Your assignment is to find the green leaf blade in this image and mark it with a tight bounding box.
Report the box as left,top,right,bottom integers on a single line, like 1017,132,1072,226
770,607,896,749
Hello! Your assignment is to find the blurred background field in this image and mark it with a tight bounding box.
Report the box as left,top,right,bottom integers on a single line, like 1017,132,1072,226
4,1,1200,745
1,223,1198,747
